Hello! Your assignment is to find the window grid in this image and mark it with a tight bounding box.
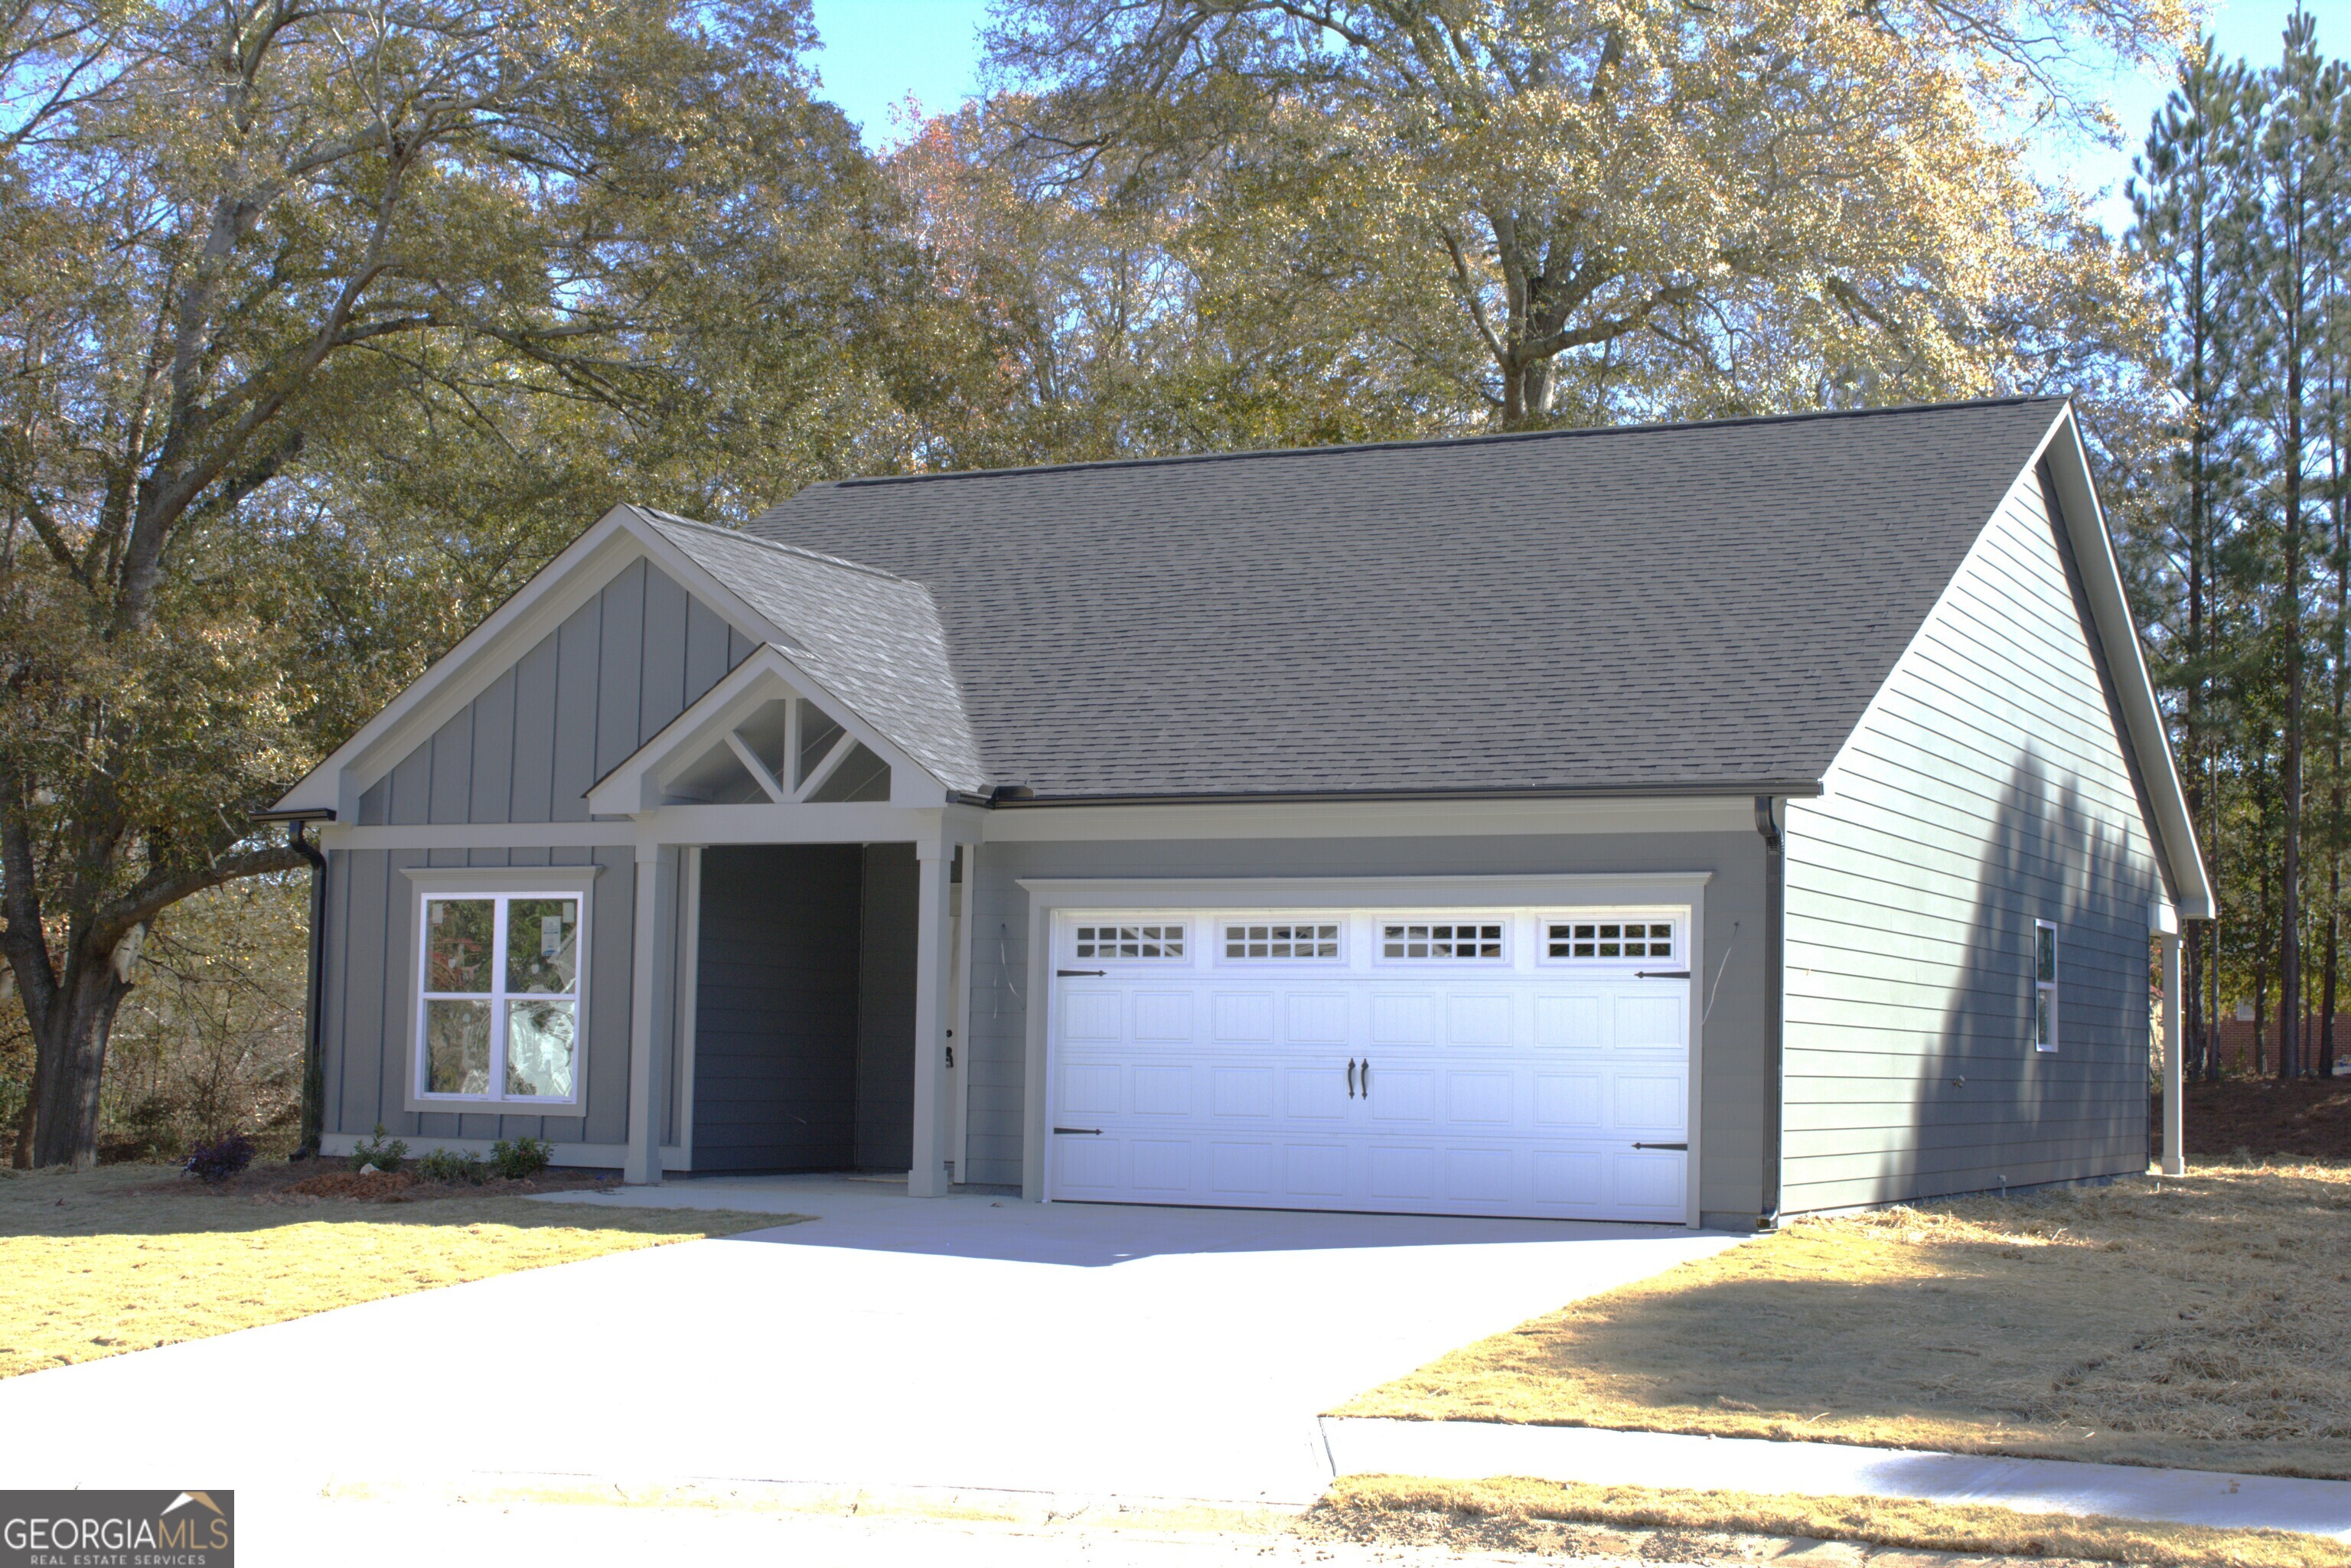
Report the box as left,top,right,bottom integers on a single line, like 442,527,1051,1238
1224,922,1341,960
2034,920,2059,1051
1549,920,1675,960
417,892,582,1105
1381,921,1503,960
1074,924,1185,960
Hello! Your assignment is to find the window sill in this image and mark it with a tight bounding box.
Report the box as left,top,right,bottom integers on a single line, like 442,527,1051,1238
404,1095,587,1117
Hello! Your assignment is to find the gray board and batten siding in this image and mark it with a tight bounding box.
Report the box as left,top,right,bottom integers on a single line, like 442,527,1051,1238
961,832,1772,1226
323,559,754,1149
1781,462,2162,1216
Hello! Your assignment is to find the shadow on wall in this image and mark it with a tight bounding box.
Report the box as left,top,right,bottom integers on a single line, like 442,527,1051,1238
1899,754,2146,1202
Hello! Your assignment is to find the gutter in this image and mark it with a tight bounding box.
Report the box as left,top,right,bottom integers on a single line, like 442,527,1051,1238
972,781,1827,810
256,808,333,1160
1755,795,1785,1231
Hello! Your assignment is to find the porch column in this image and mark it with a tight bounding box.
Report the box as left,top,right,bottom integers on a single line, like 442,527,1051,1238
625,841,676,1186
2160,925,2185,1178
908,843,953,1197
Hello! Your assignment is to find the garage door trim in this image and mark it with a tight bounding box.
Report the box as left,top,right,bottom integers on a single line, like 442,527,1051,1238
1016,873,1711,1225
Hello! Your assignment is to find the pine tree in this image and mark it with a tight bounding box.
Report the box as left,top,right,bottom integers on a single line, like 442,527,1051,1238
2133,46,2254,1078
2234,9,2346,1077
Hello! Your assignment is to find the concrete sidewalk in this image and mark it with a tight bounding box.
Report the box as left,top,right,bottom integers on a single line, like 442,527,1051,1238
1322,1416,2351,1540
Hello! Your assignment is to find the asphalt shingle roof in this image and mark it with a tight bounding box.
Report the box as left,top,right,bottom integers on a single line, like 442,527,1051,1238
635,508,990,793
732,397,2066,800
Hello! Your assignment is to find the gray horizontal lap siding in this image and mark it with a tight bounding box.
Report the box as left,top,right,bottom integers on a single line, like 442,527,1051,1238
327,558,750,1149
1782,465,2159,1216
962,832,1769,1220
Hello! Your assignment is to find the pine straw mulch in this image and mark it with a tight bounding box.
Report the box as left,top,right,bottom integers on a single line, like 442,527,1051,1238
129,1155,622,1204
1340,1161,2351,1479
2160,1077,2351,1161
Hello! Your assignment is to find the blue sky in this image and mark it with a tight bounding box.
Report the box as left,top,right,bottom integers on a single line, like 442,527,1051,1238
807,0,2333,232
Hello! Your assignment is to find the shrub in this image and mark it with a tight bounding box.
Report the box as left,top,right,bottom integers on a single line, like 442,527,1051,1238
416,1148,487,1184
490,1136,553,1180
351,1124,408,1174
181,1131,256,1184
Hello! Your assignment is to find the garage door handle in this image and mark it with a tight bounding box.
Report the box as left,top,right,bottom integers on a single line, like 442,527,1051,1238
1054,1126,1104,1136
1635,970,1691,980
1360,1058,1370,1097
1346,1058,1356,1098
1058,969,1107,977
1632,1141,1687,1151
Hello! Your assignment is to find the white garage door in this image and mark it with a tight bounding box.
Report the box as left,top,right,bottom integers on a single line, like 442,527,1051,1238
1045,904,1693,1223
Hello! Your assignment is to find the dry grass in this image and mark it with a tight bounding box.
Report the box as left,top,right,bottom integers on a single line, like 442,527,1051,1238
0,1162,799,1378
1309,1475,2351,1568
1342,1162,2351,1478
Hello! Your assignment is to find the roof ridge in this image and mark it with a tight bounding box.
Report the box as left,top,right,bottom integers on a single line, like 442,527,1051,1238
795,394,2066,494
634,505,912,584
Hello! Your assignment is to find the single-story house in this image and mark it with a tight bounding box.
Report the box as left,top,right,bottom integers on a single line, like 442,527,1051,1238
266,395,2209,1229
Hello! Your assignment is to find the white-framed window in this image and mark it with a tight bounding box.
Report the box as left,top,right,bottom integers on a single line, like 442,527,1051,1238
1074,923,1186,960
1547,916,1678,962
1223,921,1341,960
404,869,595,1111
1380,920,1504,960
2034,919,2059,1051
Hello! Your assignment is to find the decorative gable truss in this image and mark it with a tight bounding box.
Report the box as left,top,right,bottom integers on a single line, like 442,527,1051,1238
585,644,946,816
680,694,888,806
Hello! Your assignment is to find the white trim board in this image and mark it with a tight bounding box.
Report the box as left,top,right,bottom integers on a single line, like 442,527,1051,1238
1016,873,1714,907
983,797,1759,843
397,867,602,1118
275,505,787,821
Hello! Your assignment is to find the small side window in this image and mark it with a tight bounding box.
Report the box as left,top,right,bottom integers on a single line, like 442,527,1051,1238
2034,920,2058,1052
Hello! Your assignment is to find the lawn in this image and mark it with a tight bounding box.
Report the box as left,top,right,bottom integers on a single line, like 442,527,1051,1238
1306,1475,2351,1568
1340,1161,2351,1479
0,1162,799,1379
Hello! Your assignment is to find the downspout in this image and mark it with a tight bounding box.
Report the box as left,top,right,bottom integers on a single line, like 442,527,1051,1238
1755,795,1785,1231
285,820,328,1161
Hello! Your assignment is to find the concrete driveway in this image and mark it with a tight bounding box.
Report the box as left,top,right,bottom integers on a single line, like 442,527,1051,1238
0,1178,1739,1508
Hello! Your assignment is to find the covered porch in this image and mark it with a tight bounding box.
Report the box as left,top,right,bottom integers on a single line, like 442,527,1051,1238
589,643,983,1191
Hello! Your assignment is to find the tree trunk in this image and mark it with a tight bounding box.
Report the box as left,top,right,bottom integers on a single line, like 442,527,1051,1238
2281,500,2306,1079
25,952,132,1169
2255,965,2268,1076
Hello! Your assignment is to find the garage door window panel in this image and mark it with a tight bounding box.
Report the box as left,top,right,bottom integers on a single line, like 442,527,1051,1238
1379,921,1505,961
1222,921,1342,961
1073,923,1186,960
1544,914,1681,963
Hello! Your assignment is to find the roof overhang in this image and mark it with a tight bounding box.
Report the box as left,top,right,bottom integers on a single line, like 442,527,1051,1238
583,642,949,814
270,505,791,822
2032,403,2213,919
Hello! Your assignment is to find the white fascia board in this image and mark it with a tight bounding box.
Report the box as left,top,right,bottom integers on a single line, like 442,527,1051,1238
582,643,948,816
1015,872,1714,908
977,794,1759,843
2036,407,2215,920
272,504,787,821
